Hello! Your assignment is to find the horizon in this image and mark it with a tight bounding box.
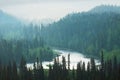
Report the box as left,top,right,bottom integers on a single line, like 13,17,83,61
0,0,120,22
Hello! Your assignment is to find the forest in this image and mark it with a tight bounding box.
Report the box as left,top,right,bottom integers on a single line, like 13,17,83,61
0,25,55,64
40,6,120,59
0,38,54,64
0,5,120,61
0,51,120,80
0,5,120,80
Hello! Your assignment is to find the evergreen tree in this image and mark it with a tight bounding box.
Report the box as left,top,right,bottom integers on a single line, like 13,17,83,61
87,62,90,80
19,56,27,80
76,62,82,80
90,58,96,80
72,67,75,80
100,51,105,80
48,65,53,80
12,61,18,80
68,54,70,70
113,56,118,80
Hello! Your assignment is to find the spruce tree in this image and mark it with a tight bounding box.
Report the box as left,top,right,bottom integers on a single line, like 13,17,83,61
90,58,96,80
100,51,105,80
19,56,27,80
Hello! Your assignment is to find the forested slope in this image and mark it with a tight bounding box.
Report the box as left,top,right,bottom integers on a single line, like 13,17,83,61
0,11,54,64
41,5,120,58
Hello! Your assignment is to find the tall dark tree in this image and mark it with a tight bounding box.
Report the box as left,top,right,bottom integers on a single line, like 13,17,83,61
12,61,18,80
113,56,118,80
100,51,105,80
48,65,53,80
90,58,96,80
68,54,70,70
76,62,82,80
19,56,27,80
87,62,90,80
72,67,75,80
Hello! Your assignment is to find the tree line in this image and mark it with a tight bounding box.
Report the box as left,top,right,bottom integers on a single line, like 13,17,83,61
40,6,120,59
0,51,120,80
0,38,54,65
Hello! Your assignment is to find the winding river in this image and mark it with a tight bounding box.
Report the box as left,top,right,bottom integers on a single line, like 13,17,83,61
27,49,100,69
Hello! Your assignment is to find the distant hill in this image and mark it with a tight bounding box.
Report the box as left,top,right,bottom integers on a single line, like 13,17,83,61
89,5,120,13
0,10,21,26
0,10,53,39
0,10,54,64
41,5,120,59
0,5,120,59
0,10,24,39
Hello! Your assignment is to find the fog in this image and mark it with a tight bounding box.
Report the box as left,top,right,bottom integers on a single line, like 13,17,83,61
0,0,120,21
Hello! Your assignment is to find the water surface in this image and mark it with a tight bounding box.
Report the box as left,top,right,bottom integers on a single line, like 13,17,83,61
27,49,99,69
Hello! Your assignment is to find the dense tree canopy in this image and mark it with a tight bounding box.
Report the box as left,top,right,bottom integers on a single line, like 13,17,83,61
0,25,55,64
40,6,120,59
0,52,120,80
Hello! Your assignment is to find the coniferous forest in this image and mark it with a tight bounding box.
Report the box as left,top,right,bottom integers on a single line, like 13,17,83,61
41,6,120,59
0,2,120,80
0,24,55,64
0,51,120,80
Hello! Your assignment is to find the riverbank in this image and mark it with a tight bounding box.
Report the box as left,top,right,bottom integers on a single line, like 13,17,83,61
52,47,100,59
27,49,100,69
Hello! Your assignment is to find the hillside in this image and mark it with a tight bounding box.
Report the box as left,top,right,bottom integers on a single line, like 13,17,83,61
41,5,120,59
0,10,24,39
0,10,55,64
0,10,21,25
89,5,120,13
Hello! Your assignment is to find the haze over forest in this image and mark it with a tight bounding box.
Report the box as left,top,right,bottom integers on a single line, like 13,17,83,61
1,0,120,22
0,0,120,80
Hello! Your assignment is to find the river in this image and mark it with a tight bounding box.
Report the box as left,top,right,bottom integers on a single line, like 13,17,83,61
27,49,100,69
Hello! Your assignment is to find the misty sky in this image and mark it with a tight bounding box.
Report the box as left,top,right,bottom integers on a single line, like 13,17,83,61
0,0,120,22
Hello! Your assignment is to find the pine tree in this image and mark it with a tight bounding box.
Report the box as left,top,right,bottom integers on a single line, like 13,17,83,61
27,69,32,80
0,60,2,80
82,62,86,80
19,56,27,80
72,67,75,80
39,63,45,80
87,62,90,80
48,65,53,80
90,58,96,80
62,56,66,69
113,56,118,80
33,62,37,80
76,62,81,80
12,61,18,80
100,51,105,80
62,56,68,80
68,54,70,70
